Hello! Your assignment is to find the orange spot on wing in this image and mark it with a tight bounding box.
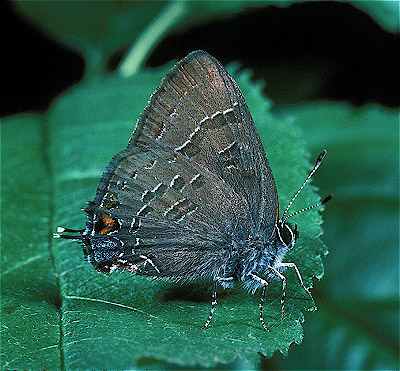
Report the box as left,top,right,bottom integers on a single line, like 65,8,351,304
99,213,119,234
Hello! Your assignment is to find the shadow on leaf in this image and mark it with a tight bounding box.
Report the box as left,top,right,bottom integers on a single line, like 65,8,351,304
159,282,231,303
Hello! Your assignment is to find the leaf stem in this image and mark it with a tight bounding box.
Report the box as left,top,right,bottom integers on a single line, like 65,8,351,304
83,44,107,81
118,0,188,78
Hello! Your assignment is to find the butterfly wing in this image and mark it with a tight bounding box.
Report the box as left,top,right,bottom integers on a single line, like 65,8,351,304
84,145,250,278
131,51,278,234
83,50,278,279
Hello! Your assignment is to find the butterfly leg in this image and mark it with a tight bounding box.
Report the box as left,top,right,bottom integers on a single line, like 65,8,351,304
270,269,287,321
248,273,269,331
202,277,233,329
202,280,218,330
276,262,314,303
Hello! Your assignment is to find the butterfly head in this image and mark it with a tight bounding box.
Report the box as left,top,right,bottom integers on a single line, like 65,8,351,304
276,150,334,250
276,221,298,250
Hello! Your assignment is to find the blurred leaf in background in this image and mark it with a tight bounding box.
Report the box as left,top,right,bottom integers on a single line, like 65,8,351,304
271,103,399,370
2,0,399,370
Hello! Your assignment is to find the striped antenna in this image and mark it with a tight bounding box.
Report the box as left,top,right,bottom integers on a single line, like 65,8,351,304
282,194,334,221
281,150,332,223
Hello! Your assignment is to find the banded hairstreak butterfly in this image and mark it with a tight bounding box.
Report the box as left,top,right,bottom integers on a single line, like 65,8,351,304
55,50,332,331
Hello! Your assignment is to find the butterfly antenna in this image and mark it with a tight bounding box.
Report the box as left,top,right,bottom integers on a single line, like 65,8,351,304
283,194,334,221
281,150,333,223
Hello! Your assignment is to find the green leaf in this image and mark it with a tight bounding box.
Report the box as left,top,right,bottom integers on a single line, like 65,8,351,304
13,1,166,57
13,1,188,79
349,0,400,33
272,102,399,370
50,66,326,368
1,115,61,369
1,65,327,368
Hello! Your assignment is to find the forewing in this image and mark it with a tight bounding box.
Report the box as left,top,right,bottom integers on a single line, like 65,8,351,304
130,50,278,236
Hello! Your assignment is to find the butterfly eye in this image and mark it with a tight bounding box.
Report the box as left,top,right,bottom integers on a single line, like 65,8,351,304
277,222,295,247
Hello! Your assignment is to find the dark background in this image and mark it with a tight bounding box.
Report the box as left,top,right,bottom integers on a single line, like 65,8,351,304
2,0,398,117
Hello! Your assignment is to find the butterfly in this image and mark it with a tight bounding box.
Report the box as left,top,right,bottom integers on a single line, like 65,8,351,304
55,50,332,331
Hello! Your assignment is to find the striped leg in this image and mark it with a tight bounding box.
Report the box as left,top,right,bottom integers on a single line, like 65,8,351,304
271,269,287,321
202,280,218,329
249,273,270,331
276,262,314,302
259,283,269,331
